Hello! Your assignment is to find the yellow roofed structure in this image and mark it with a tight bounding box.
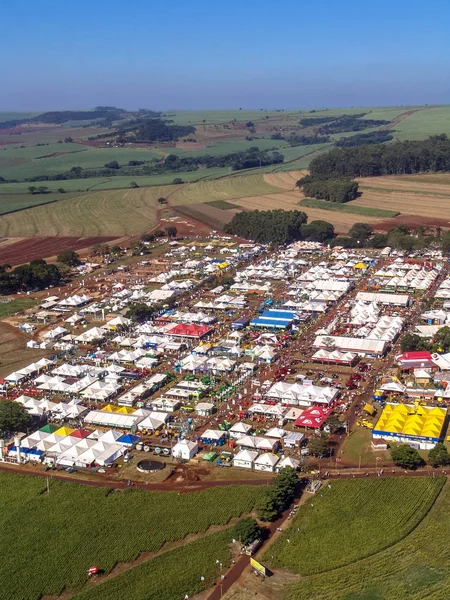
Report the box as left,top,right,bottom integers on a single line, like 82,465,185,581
102,404,118,412
354,262,368,269
373,403,446,448
54,426,75,437
116,406,135,414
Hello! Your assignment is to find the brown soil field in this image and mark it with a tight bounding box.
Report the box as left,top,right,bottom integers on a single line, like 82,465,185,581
0,322,50,378
374,214,450,231
0,236,115,266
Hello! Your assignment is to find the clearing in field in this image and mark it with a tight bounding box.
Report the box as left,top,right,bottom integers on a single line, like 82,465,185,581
283,476,450,600
0,472,263,600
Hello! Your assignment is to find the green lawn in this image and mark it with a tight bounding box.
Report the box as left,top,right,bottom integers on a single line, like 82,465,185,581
206,200,240,209
0,472,263,600
265,477,444,576
0,297,38,317
299,198,399,217
285,477,450,600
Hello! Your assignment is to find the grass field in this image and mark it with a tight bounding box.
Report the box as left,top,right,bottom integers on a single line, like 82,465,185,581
0,192,77,215
283,477,450,600
0,111,42,122
72,528,234,600
0,473,263,600
299,198,400,217
265,477,444,578
207,199,240,209
393,106,450,140
0,297,38,317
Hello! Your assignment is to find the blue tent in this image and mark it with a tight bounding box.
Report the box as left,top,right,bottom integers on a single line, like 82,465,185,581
118,434,140,446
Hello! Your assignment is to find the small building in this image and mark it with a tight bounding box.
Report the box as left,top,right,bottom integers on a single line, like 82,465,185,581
276,456,300,471
233,449,258,469
172,439,198,460
254,453,279,472
196,402,216,417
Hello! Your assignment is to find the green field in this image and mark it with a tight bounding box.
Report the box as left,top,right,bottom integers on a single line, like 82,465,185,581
72,528,233,600
0,297,38,317
393,106,450,140
283,477,450,600
0,473,263,600
172,137,290,156
265,477,444,576
206,200,240,209
299,198,400,217
0,111,43,122
0,192,78,216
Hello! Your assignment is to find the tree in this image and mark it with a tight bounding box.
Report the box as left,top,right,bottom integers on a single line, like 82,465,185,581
130,181,139,188
308,433,330,457
325,414,342,433
165,226,177,238
64,136,74,143
391,444,424,470
349,223,374,240
428,442,450,468
126,303,155,323
37,186,49,194
370,233,388,248
400,333,430,353
70,166,83,177
28,186,36,195
172,178,184,184
433,326,450,353
255,467,299,522
141,233,155,243
0,400,30,437
105,160,120,169
57,188,66,194
158,197,167,204
301,220,335,242
57,250,80,266
255,492,279,522
234,518,261,546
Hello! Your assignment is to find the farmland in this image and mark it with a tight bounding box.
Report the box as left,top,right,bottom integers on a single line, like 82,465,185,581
265,477,444,576
299,198,400,217
0,472,263,600
283,478,450,600
72,528,234,600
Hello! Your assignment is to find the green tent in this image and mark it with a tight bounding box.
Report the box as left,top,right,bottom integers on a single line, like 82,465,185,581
40,424,59,434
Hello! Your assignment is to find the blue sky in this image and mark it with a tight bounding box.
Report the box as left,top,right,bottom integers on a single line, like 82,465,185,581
2,0,450,110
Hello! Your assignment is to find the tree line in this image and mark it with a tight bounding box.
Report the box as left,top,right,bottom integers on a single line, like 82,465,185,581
0,260,62,294
12,148,285,183
0,107,126,130
336,130,394,147
271,133,331,145
224,209,335,244
298,175,359,203
309,134,450,178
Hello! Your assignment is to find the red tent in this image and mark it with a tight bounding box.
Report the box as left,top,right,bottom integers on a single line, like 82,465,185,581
396,351,434,370
166,323,213,339
69,428,91,439
294,405,333,429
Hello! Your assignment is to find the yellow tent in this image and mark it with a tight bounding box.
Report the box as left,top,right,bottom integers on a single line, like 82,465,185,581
117,406,135,414
363,403,376,416
54,426,75,437
102,404,118,412
354,262,368,269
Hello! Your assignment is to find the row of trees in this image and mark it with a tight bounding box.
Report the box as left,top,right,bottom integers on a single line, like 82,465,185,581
0,260,62,294
298,175,359,203
309,134,450,178
224,210,335,244
391,443,450,470
336,130,394,147
318,114,390,135
19,148,285,183
256,467,299,521
401,326,450,354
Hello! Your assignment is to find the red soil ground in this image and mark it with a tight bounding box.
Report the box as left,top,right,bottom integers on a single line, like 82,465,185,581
374,214,450,232
0,236,116,266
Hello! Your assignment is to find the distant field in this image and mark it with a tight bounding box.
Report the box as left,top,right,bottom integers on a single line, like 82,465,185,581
284,477,450,600
0,112,42,122
172,137,289,156
206,199,240,209
299,198,400,217
0,192,78,216
0,146,165,180
393,106,450,140
0,297,37,318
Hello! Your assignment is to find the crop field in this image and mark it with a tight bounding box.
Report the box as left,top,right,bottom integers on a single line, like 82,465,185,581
356,173,450,221
393,106,450,140
72,528,233,600
172,137,290,156
265,477,444,577
0,192,78,216
284,478,450,600
299,198,400,217
0,473,263,600
175,203,238,230
207,199,240,209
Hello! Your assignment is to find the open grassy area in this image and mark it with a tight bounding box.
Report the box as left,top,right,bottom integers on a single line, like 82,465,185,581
299,198,400,217
284,477,450,600
0,297,38,318
265,477,444,576
0,472,263,600
393,106,450,140
206,199,240,209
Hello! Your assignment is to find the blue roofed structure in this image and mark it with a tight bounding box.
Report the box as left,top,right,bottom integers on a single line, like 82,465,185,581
251,309,295,329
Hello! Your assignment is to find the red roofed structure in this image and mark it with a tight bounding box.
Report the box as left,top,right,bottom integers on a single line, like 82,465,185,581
166,323,213,339
396,351,435,370
69,428,91,439
294,405,333,429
